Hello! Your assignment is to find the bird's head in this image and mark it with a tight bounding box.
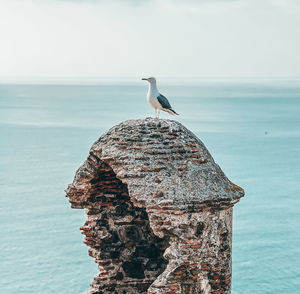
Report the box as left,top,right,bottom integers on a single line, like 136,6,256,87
141,76,156,84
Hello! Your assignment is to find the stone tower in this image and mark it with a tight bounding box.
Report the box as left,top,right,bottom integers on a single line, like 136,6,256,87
66,118,244,294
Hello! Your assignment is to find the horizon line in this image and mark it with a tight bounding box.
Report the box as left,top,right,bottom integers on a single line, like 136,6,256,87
0,76,300,85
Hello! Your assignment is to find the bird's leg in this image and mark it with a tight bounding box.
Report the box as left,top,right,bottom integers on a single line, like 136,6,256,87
155,109,157,119
158,110,160,119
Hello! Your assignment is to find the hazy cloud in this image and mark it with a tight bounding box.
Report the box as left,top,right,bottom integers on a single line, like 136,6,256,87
0,0,299,79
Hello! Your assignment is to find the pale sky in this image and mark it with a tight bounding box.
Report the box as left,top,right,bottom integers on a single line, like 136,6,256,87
0,0,300,80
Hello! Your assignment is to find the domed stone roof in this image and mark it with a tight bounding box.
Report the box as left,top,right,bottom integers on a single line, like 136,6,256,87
66,118,244,209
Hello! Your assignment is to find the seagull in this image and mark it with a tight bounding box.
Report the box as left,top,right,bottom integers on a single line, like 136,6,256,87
142,77,178,119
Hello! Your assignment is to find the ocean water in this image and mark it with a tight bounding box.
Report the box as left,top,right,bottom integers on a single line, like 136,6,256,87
0,80,299,293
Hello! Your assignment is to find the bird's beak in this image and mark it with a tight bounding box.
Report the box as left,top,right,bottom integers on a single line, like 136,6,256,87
141,78,148,81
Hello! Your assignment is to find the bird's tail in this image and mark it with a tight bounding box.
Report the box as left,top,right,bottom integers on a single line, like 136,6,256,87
165,108,179,115
170,109,179,115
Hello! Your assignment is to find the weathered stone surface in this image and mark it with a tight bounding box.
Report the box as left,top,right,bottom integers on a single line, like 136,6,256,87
66,118,244,294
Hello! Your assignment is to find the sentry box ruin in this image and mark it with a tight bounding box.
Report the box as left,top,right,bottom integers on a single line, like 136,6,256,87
66,118,244,294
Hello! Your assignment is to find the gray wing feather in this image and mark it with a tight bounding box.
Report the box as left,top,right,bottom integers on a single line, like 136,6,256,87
157,94,172,109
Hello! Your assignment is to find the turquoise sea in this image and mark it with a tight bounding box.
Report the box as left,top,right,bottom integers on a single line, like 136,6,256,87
0,80,299,293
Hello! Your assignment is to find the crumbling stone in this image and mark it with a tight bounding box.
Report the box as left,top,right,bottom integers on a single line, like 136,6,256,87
66,118,244,294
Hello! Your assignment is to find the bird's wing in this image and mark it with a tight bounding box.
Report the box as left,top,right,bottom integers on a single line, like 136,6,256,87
157,94,172,109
